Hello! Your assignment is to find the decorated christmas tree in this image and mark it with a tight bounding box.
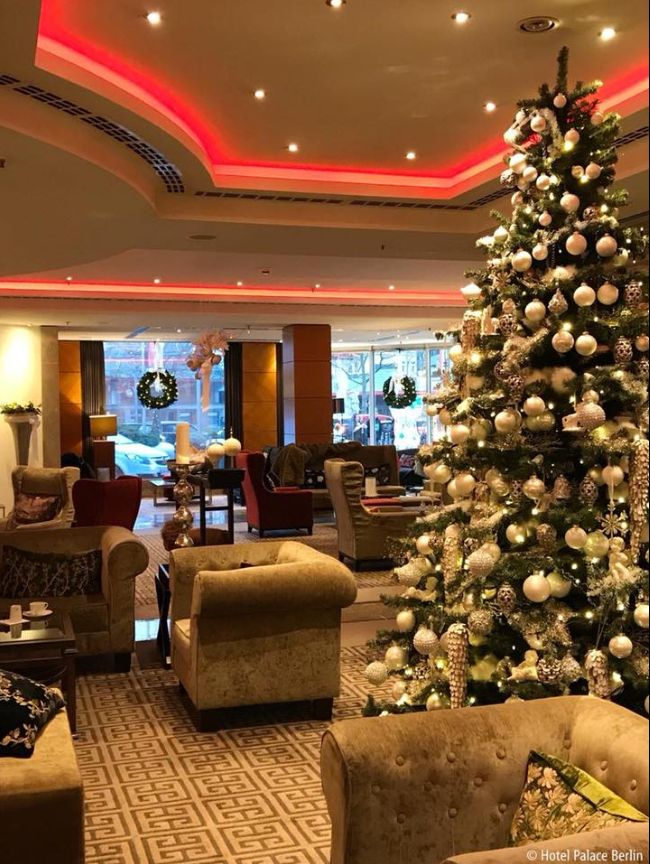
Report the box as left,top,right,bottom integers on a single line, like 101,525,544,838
364,49,649,716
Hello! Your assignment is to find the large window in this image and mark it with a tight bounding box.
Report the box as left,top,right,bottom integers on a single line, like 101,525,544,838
104,341,225,476
332,344,451,450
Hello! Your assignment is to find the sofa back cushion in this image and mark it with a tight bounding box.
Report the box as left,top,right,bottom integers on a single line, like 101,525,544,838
11,492,61,525
0,546,102,598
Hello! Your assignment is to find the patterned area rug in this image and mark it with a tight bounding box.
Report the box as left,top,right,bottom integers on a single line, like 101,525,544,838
76,645,385,864
135,526,394,615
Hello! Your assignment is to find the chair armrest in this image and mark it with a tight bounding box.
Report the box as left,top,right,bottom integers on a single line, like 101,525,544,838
444,823,649,863
193,561,357,617
321,697,583,864
100,527,148,654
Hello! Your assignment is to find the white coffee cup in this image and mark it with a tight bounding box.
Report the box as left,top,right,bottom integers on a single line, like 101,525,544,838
9,604,23,622
29,601,49,616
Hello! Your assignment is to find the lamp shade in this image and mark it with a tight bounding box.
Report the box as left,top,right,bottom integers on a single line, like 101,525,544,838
89,414,117,438
332,398,345,414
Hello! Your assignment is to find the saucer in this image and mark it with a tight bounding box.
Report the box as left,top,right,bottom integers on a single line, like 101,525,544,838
24,609,54,620
0,617,29,627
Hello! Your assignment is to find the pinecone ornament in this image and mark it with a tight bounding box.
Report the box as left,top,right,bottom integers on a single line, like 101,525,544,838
579,475,599,506
559,655,583,684
499,313,519,337
629,438,650,563
497,583,517,615
548,288,569,316
537,656,562,685
494,359,516,381
624,282,643,308
585,649,612,699
536,523,557,551
461,313,481,351
446,623,469,710
510,480,524,501
468,609,494,636
614,336,634,364
638,358,649,379
507,374,525,402
553,475,572,501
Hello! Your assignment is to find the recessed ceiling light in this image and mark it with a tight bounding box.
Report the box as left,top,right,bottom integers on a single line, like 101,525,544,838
314,283,321,288
287,142,299,153
236,281,244,287
600,26,617,41
145,11,162,25
452,11,471,24
176,328,182,333
405,151,417,161
484,101,497,113
254,89,266,100
65,276,73,282
326,0,346,8
388,284,396,291
153,278,161,284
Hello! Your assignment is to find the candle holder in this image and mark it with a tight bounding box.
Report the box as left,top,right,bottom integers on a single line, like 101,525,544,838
170,462,195,547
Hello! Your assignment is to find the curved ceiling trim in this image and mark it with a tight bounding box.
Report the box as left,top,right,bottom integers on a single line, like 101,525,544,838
35,24,649,199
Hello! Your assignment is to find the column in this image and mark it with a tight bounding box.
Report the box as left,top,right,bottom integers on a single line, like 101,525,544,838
282,324,332,445
242,343,279,450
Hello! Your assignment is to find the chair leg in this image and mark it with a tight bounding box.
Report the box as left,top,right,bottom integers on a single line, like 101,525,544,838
247,524,252,533
259,529,264,538
306,526,313,536
313,697,334,721
114,652,131,673
338,552,345,562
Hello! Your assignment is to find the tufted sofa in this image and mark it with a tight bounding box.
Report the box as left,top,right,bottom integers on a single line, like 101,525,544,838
320,696,649,864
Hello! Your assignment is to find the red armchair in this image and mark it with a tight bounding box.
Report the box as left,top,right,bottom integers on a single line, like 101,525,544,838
235,452,313,538
72,476,142,531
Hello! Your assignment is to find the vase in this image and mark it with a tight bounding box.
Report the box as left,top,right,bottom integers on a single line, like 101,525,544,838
4,414,40,465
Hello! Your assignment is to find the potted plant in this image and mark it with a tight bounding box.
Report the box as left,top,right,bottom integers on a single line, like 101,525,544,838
1,402,41,465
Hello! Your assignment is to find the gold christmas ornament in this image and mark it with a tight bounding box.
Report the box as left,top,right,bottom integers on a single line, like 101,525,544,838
396,610,417,632
579,475,599,505
365,661,389,685
614,336,634,364
565,525,588,549
413,626,439,657
385,645,409,671
553,475,572,500
537,656,562,685
575,332,598,356
560,655,583,683
585,650,612,699
573,283,596,307
446,623,469,709
633,604,649,629
537,523,557,550
523,573,552,603
596,282,619,305
548,289,569,316
552,330,575,354
576,400,606,430
547,570,572,598
497,583,517,614
625,283,644,308
608,634,633,659
467,548,497,579
523,475,546,500
583,531,610,559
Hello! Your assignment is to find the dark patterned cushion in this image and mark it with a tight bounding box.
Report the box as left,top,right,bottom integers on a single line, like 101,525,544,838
364,463,392,487
509,750,648,846
0,670,65,758
0,547,102,598
303,469,327,489
11,492,61,525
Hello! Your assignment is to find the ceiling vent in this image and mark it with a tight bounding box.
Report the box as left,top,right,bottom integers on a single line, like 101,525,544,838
518,16,559,33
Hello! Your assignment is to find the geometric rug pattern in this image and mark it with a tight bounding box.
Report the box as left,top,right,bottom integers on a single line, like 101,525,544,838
75,646,382,864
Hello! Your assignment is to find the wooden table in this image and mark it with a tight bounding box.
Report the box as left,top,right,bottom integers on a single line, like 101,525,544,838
190,468,244,545
0,611,77,732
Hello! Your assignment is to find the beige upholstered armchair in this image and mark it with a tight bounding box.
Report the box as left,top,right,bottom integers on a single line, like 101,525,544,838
0,526,148,670
321,696,649,864
324,460,418,569
169,540,357,730
0,466,79,531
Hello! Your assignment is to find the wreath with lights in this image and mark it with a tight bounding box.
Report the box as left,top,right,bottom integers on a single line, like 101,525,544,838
137,370,178,410
383,375,417,409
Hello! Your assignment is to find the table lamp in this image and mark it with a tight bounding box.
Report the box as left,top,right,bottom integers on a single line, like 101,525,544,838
89,413,117,479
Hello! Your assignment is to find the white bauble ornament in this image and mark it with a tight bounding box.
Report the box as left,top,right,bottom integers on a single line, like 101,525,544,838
633,604,649,629
413,626,439,656
584,531,610,559
573,284,596,307
565,128,580,145
392,680,407,700
438,408,453,426
426,693,445,711
536,174,552,191
612,249,629,268
512,250,533,272
511,191,524,207
425,404,439,417
523,166,539,183
538,210,553,227
207,442,226,463
531,114,547,133
365,661,389,685
506,523,527,545
494,225,509,243
523,476,546,500
523,395,546,416
597,282,619,305
532,243,549,261
385,645,408,671
635,335,649,352
602,465,624,488
223,435,242,456
552,331,575,354
575,333,597,356
596,235,618,257
585,162,602,180
449,424,470,445
547,570,572,598
495,409,521,434
446,478,461,499
448,344,464,365
525,300,547,322
565,525,588,549
461,282,482,300
509,153,528,175
553,93,567,108
431,463,452,484
396,610,416,632
608,634,633,659
571,165,585,179
536,411,556,432
455,472,477,497
415,534,432,555
523,573,552,603
560,193,580,213
482,542,502,562
566,232,588,256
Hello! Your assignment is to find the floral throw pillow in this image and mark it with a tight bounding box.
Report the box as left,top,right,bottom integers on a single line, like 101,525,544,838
510,750,648,846
0,670,65,758
11,492,61,525
0,546,102,598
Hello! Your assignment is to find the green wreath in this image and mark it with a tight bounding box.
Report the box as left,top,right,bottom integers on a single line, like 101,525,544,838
383,375,417,409
137,370,178,409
